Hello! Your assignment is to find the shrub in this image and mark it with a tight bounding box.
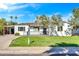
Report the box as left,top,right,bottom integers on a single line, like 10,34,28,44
15,32,20,36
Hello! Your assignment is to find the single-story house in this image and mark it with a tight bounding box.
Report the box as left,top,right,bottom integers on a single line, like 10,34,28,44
3,21,79,36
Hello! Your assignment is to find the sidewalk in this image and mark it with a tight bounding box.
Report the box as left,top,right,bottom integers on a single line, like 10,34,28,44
0,47,79,56
0,47,51,56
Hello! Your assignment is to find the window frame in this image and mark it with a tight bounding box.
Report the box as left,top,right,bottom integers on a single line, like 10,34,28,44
18,27,25,31
57,26,63,31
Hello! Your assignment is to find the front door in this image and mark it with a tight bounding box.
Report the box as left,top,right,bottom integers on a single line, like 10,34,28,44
43,28,47,35
11,28,14,34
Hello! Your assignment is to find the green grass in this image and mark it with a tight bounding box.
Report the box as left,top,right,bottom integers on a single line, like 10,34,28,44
9,36,79,47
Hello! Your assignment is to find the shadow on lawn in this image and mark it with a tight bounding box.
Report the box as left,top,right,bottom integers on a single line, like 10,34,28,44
43,42,79,56
49,42,79,47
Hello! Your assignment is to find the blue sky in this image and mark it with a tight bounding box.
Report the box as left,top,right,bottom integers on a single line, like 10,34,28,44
0,3,79,23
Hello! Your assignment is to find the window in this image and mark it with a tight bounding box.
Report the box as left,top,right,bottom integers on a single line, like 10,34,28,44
58,26,63,31
30,27,39,31
34,27,39,31
18,27,25,31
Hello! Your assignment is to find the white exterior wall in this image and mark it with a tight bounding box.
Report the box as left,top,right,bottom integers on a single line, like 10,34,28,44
62,23,71,36
30,31,40,35
14,25,29,35
57,23,69,36
14,23,72,36
52,23,72,36
30,28,40,35
39,28,43,35
30,28,43,35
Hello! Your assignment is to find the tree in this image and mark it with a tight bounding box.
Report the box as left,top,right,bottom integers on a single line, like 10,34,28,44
10,16,13,19
36,15,49,35
69,16,79,35
51,14,63,26
9,16,18,25
0,18,6,35
10,16,13,25
69,8,79,31
15,16,18,23
72,8,79,27
73,8,79,18
51,14,63,36
15,16,18,19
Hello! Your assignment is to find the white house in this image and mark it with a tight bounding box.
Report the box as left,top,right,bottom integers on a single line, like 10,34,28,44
4,21,77,36
51,22,72,36
14,25,29,35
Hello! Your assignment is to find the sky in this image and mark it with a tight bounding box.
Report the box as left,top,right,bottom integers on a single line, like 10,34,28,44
0,3,79,23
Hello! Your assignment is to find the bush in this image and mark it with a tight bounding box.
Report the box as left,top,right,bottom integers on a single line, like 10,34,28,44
0,31,3,35
15,32,20,36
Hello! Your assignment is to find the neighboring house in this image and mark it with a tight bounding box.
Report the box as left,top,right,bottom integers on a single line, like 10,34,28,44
4,21,75,36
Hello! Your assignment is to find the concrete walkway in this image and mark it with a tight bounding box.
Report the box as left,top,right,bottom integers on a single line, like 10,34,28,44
0,35,19,49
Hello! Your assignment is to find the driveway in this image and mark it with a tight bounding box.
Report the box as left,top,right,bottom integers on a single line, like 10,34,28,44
0,35,19,49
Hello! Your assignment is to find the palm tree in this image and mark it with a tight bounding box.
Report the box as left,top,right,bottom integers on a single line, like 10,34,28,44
10,16,13,25
36,15,49,35
15,16,18,19
15,16,18,24
10,16,18,25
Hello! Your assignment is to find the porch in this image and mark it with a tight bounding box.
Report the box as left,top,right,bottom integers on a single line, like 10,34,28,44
4,25,14,34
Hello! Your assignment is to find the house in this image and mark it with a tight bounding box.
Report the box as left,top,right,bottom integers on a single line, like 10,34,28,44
51,22,72,36
4,21,73,36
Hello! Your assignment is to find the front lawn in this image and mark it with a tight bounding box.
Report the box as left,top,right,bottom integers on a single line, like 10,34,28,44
10,36,79,47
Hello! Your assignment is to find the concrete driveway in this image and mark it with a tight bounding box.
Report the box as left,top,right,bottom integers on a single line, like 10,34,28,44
0,35,19,49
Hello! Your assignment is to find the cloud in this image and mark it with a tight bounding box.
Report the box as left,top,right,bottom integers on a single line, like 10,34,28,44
0,3,40,12
0,3,8,10
28,3,40,9
8,5,27,11
10,3,40,11
0,3,17,10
